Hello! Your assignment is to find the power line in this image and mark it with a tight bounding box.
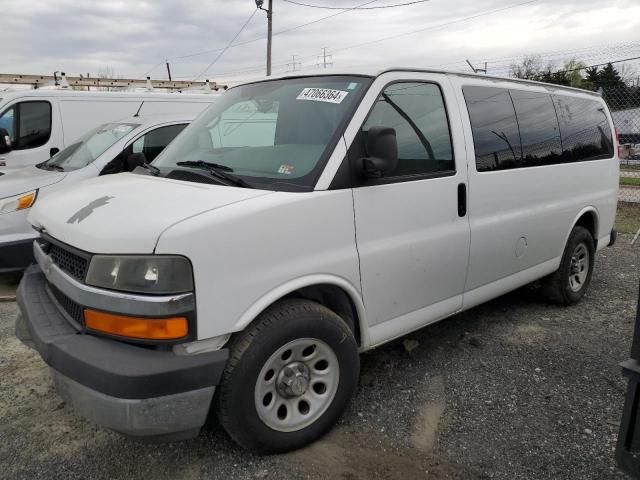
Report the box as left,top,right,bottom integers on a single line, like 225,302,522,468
552,56,640,75
149,0,378,68
194,8,259,80
207,0,541,80
281,0,430,9
327,0,540,55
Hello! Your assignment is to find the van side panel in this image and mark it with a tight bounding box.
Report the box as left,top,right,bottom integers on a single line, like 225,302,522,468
450,76,618,303
58,99,144,145
154,190,362,342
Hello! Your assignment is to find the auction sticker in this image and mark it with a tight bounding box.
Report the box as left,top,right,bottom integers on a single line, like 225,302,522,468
296,88,348,104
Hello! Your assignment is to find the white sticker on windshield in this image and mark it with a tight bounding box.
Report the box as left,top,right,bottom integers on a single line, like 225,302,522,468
296,88,349,104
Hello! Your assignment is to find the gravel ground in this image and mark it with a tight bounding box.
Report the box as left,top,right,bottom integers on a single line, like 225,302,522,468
0,237,638,480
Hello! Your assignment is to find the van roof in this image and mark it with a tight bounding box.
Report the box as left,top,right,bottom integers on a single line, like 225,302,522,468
239,67,603,98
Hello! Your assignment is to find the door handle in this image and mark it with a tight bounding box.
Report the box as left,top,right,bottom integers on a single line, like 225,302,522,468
457,183,467,217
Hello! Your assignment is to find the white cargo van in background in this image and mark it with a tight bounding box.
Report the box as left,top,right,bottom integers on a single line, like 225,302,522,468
0,89,218,173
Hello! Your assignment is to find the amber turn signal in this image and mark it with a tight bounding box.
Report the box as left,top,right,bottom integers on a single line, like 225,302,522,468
17,191,37,210
84,309,188,340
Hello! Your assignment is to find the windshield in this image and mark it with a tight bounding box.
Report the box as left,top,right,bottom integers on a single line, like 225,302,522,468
153,76,370,190
41,122,138,171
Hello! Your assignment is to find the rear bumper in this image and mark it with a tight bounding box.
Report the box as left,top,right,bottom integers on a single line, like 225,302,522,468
0,237,35,273
16,265,229,438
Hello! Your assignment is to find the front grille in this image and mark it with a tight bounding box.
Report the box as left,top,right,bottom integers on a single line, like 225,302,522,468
49,284,84,327
49,243,89,281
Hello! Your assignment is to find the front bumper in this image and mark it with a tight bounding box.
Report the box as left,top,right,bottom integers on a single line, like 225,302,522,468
0,237,36,272
0,208,37,272
16,265,229,438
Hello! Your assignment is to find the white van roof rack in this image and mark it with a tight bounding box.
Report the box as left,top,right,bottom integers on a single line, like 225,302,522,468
0,72,227,91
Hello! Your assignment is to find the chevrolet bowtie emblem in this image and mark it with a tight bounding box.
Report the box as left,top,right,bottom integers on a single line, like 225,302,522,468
67,196,114,224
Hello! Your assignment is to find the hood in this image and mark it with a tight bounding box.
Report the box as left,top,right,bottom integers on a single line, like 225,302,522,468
0,166,66,198
28,173,273,253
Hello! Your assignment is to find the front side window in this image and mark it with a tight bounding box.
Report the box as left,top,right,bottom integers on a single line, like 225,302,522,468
154,76,370,191
132,124,187,163
40,123,138,171
553,95,613,161
463,86,521,172
363,82,454,177
0,106,15,141
11,101,52,149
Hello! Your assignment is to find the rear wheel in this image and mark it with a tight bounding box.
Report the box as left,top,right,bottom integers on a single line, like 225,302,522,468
215,299,359,453
542,226,595,305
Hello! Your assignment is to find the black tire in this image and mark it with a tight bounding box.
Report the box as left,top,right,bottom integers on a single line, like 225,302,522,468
214,299,359,453
542,226,595,306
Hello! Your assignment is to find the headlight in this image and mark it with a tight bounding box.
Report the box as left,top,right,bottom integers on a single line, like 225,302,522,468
0,190,37,215
85,255,194,294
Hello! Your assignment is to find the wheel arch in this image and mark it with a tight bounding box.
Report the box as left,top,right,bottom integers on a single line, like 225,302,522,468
231,275,369,349
567,207,599,249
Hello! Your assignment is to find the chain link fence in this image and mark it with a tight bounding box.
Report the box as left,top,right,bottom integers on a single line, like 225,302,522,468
605,87,640,235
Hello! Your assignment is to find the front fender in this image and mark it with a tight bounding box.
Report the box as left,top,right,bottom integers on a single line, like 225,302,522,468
232,274,370,349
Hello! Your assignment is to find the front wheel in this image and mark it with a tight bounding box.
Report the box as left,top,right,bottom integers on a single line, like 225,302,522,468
214,299,359,453
542,225,595,305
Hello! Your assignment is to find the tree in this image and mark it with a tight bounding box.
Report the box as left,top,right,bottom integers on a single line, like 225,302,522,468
510,55,543,80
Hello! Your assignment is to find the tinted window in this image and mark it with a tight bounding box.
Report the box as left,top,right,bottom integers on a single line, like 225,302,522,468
363,82,454,177
133,124,187,162
553,95,613,161
510,90,562,167
463,86,521,172
16,101,52,149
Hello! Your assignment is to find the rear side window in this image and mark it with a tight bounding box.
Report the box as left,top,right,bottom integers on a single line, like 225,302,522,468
363,82,454,177
462,86,521,172
463,86,613,172
510,90,563,167
132,124,187,163
552,96,613,161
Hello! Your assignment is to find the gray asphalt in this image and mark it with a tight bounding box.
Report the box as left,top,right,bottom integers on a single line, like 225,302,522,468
0,237,638,479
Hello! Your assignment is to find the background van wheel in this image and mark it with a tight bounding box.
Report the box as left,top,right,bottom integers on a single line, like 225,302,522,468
542,226,595,306
214,299,359,453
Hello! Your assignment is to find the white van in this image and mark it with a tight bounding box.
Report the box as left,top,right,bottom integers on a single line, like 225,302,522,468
0,89,217,172
0,114,194,272
16,69,618,453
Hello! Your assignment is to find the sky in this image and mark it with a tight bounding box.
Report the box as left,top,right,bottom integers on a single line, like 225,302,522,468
1,0,639,86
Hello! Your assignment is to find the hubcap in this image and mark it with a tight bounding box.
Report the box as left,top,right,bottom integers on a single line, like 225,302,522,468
254,338,340,432
568,242,589,292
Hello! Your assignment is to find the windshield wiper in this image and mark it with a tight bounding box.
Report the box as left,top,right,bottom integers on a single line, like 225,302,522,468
142,163,160,176
176,160,254,188
39,163,64,172
176,160,234,172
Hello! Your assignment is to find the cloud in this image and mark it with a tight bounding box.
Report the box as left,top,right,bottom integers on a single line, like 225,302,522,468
0,0,638,85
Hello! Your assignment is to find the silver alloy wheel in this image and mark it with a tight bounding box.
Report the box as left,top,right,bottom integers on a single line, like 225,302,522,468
254,338,340,433
568,242,590,292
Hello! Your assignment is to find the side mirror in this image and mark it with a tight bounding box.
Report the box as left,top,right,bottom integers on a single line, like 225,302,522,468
0,128,12,154
125,152,147,172
359,126,398,178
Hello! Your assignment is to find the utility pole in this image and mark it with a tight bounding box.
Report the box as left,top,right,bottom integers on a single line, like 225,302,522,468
286,55,301,72
256,0,273,76
165,61,172,81
317,47,333,69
